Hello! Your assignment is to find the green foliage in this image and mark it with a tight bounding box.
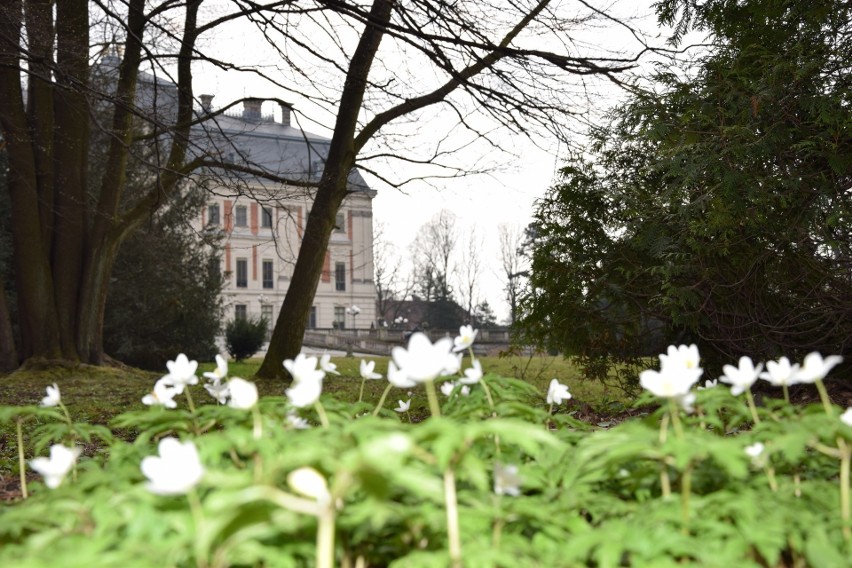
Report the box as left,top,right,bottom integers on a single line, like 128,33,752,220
3,361,852,566
519,0,852,387
103,187,223,370
225,317,269,362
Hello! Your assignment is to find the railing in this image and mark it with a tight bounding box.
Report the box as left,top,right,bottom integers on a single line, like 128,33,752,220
301,327,513,356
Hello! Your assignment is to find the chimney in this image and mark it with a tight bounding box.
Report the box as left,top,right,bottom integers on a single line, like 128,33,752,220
243,98,263,121
279,102,293,127
200,94,214,114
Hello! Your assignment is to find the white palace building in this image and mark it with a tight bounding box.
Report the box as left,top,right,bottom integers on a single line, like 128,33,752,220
194,96,377,337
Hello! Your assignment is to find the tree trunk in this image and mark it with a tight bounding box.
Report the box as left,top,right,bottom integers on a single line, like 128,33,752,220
0,284,17,372
256,0,394,381
51,0,89,360
0,0,200,368
0,1,62,360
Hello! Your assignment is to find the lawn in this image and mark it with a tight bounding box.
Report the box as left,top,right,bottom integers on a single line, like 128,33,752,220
0,352,626,485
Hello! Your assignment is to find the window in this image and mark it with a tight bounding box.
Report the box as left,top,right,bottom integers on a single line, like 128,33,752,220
261,304,273,341
236,259,248,288
234,304,247,321
208,204,220,226
207,257,220,278
235,205,247,227
261,207,272,228
334,212,345,233
335,262,346,291
334,306,346,329
262,260,274,289
309,306,317,329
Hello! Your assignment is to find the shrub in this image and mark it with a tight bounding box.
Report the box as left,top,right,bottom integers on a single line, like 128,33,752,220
225,316,268,361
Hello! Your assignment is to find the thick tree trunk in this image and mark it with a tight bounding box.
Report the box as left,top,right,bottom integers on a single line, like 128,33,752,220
0,1,62,361
51,0,89,360
256,0,393,381
257,176,350,380
0,284,17,372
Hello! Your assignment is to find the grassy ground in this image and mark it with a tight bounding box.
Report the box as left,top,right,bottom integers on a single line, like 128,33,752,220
0,353,631,485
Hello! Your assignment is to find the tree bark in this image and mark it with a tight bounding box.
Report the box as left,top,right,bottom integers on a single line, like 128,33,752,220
256,0,394,380
0,0,62,360
0,284,17,372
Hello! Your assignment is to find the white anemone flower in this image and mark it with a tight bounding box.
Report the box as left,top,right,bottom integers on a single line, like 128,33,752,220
359,360,382,380
286,377,323,408
639,365,702,398
287,467,331,504
440,381,457,397
760,357,801,387
204,381,230,405
720,356,763,396
744,442,767,467
41,383,61,407
697,379,718,390
797,352,844,384
391,332,455,383
659,344,702,373
319,354,340,376
162,353,199,394
387,361,417,389
394,399,411,413
140,437,204,495
143,377,180,408
286,411,311,429
546,379,572,405
227,377,258,409
202,354,228,383
841,408,852,427
460,359,483,385
29,444,81,489
283,354,325,384
453,325,478,353
677,392,696,414
494,462,521,497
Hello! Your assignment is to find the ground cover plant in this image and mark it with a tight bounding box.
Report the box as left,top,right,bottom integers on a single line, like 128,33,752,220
1,330,850,567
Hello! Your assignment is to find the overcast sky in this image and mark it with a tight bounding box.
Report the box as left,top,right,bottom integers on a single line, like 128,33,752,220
192,1,676,322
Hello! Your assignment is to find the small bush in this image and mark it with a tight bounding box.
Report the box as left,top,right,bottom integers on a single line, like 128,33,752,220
225,316,267,361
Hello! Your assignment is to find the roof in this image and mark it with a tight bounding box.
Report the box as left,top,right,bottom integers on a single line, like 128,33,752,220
93,54,372,194
192,113,372,193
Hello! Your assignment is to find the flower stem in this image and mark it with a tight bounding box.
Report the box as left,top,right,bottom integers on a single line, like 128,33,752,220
745,389,761,424
840,439,851,541
314,401,330,428
58,401,74,429
252,405,263,440
184,388,197,415
372,384,393,417
668,398,684,440
184,388,200,436
481,377,496,412
444,468,462,568
187,489,209,568
765,466,778,492
681,463,693,534
659,411,671,498
782,384,790,405
357,377,366,404
16,418,27,500
317,507,336,568
425,380,442,418
815,379,834,416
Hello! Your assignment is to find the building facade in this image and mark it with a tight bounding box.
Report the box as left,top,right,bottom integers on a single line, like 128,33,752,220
196,98,377,336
